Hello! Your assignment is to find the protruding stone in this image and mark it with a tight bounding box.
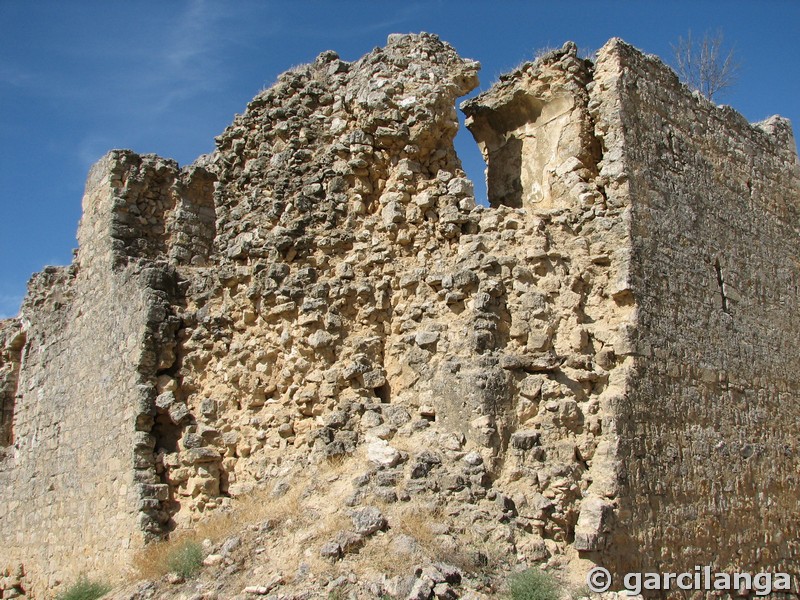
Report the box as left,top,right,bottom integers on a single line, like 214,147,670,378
350,506,387,536
574,496,614,551
367,439,401,467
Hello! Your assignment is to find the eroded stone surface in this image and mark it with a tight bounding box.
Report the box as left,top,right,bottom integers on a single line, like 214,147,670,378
1,34,799,598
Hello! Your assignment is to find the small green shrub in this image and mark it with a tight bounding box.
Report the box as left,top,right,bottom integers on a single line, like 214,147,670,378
56,575,111,600
166,539,204,579
508,567,560,600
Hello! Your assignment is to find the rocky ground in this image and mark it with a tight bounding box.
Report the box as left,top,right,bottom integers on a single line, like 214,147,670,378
105,450,639,600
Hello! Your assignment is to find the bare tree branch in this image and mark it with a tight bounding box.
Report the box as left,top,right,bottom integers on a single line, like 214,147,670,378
671,29,741,101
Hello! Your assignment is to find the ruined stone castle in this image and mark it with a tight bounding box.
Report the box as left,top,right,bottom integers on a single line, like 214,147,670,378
1,34,799,598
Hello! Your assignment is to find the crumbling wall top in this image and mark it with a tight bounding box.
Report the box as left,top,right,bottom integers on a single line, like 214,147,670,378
210,33,480,263
462,41,603,211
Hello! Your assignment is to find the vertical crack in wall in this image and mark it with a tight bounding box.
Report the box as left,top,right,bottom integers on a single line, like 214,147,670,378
131,266,185,540
714,257,730,314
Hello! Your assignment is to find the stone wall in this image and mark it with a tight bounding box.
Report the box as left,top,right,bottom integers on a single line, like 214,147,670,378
77,151,216,268
461,43,634,562
148,44,631,583
0,151,214,596
1,33,799,598
594,39,800,577
0,319,24,448
0,261,146,596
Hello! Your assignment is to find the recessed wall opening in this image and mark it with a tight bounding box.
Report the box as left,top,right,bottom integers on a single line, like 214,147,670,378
487,136,524,208
0,387,15,447
375,382,391,403
153,412,182,454
464,90,577,211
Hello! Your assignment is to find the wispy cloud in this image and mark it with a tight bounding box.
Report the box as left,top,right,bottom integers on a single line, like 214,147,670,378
2,0,249,117
0,63,33,88
147,0,226,113
0,293,23,320
112,2,282,117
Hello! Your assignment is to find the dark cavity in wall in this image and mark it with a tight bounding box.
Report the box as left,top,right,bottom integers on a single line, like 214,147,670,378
375,381,391,403
487,136,524,208
152,412,182,454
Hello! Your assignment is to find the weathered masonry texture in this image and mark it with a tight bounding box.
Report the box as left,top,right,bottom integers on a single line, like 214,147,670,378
596,42,800,576
0,154,214,595
0,35,798,597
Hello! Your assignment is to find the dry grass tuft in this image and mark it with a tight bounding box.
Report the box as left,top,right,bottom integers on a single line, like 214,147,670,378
133,484,298,581
394,501,444,552
133,533,200,582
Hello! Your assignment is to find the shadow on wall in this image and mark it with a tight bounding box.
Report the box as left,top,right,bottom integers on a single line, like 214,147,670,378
487,135,524,208
0,328,25,448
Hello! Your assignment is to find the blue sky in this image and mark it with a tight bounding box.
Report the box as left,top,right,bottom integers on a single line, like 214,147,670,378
1,1,798,319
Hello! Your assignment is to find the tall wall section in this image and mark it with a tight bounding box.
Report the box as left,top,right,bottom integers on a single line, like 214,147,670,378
595,40,800,577
0,151,215,596
462,42,635,563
